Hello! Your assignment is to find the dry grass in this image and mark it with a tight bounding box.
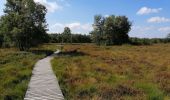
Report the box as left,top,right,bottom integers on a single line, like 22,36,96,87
52,43,170,100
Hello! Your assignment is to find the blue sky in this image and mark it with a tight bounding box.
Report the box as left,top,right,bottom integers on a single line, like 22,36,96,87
0,0,170,38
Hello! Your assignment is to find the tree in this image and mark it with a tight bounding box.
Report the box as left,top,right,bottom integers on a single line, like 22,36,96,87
112,16,131,44
91,15,105,45
104,15,115,45
167,33,170,38
91,15,131,45
0,0,48,50
62,27,72,43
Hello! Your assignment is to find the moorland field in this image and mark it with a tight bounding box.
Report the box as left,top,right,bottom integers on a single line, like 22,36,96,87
1,43,170,100
52,43,170,100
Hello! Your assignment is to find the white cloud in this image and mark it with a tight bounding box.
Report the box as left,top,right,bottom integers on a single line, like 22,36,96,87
132,26,155,33
158,27,170,32
104,15,109,18
130,25,167,38
34,0,62,13
147,17,170,23
66,23,81,29
49,22,92,34
137,7,162,15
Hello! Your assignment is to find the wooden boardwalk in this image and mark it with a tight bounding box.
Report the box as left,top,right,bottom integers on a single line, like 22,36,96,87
24,51,64,100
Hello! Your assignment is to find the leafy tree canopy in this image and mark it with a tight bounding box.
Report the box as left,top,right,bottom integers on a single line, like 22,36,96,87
0,0,48,50
91,15,132,45
62,27,72,43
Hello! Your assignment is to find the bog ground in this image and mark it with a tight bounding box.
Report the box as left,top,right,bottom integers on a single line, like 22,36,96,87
52,43,170,100
0,43,170,100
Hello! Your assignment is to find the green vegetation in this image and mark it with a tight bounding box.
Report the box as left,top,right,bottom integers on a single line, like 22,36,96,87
49,33,91,43
0,0,48,51
52,44,170,100
49,27,91,43
90,15,131,45
62,27,72,43
0,44,57,100
0,1,170,100
130,37,170,45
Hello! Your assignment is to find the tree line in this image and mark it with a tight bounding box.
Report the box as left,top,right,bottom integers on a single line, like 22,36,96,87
130,37,170,45
49,27,91,43
49,34,91,43
48,25,170,45
0,0,170,51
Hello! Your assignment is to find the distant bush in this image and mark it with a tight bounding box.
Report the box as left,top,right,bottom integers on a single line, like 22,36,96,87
72,34,91,43
130,37,170,45
130,38,152,45
49,33,91,43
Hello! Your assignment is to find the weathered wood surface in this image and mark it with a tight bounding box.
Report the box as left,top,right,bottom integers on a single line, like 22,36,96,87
24,51,64,100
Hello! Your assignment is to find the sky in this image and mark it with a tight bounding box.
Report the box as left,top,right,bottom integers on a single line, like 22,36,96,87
0,0,170,38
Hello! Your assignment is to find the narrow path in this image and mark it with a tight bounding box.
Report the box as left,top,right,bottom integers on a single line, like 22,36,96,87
24,51,64,100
